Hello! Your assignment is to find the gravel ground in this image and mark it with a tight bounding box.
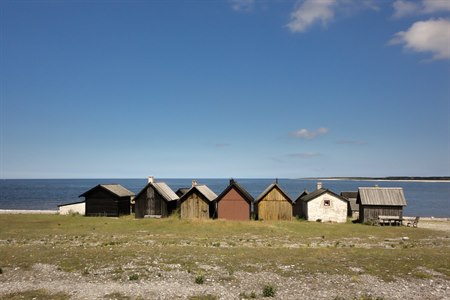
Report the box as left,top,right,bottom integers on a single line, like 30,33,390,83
1,219,449,299
1,263,449,299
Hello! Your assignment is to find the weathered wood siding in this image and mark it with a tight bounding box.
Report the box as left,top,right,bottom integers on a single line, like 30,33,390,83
135,187,172,218
217,187,250,220
180,192,210,219
359,205,403,223
257,188,292,221
85,190,130,217
293,201,303,218
304,193,347,223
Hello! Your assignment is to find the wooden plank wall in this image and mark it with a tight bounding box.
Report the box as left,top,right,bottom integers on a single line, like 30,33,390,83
85,190,120,217
181,192,210,219
258,188,292,220
360,205,403,222
217,188,250,220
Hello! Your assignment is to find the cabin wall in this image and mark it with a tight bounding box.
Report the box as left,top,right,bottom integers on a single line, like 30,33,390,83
305,194,347,223
59,202,85,215
217,188,250,220
359,205,403,223
257,188,292,220
180,192,210,219
85,190,121,217
293,201,303,218
134,187,171,218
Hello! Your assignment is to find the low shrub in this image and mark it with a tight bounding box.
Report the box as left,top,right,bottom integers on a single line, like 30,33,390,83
262,284,276,297
128,274,139,281
195,274,205,284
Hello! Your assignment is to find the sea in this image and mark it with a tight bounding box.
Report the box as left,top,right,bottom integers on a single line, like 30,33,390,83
0,179,449,217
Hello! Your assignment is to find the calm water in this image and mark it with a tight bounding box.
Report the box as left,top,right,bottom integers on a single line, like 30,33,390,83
0,179,449,217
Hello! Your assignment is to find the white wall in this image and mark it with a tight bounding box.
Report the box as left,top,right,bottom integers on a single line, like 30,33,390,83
306,193,347,223
59,202,85,215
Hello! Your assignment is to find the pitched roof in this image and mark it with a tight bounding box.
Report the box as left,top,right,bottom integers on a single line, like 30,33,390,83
301,188,348,203
255,183,292,203
216,179,254,203
79,184,135,198
357,187,407,206
295,189,309,202
179,184,218,203
134,181,179,202
340,191,358,200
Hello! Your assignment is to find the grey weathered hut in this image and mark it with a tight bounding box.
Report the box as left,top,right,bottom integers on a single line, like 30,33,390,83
134,177,179,218
179,180,217,219
357,187,407,223
255,181,293,221
340,191,359,218
80,184,134,217
216,179,254,221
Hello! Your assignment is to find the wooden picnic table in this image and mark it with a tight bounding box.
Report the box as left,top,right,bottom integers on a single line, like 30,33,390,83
378,215,403,226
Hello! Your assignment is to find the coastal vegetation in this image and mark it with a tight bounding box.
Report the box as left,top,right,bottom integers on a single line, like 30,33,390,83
0,214,449,299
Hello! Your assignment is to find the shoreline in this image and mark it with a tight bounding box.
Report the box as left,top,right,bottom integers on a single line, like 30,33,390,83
303,178,450,183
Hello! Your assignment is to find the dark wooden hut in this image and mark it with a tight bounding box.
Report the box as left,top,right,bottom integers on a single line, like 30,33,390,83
179,181,217,219
340,191,359,218
80,184,134,217
357,187,407,223
293,189,309,218
215,179,254,221
255,181,293,221
134,177,179,218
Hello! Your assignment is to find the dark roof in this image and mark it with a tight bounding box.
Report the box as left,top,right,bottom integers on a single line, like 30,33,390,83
179,184,218,203
255,182,293,204
340,191,358,200
295,189,309,202
300,188,349,203
348,199,359,211
58,200,85,207
176,188,190,197
357,187,407,206
216,179,254,204
79,184,135,198
134,181,179,202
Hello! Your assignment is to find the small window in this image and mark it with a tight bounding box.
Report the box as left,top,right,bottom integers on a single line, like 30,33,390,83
324,200,331,206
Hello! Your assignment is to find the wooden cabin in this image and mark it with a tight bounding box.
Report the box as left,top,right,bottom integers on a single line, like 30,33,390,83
215,179,253,220
340,191,359,219
134,177,179,218
80,184,134,217
293,189,309,218
357,187,407,223
255,181,293,221
300,188,348,223
179,181,217,219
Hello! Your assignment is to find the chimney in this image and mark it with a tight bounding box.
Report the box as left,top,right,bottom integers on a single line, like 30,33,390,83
316,182,322,190
229,178,235,185
148,176,155,184
192,180,198,187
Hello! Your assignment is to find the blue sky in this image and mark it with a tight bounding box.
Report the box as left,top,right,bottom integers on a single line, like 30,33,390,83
1,0,449,179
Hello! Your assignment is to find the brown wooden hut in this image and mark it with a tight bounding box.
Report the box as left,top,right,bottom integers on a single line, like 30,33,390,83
80,184,134,217
357,187,407,223
255,181,293,221
340,191,359,218
179,181,217,219
134,177,179,218
215,179,253,220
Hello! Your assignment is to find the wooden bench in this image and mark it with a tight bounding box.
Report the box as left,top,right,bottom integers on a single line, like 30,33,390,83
378,215,402,226
406,216,420,228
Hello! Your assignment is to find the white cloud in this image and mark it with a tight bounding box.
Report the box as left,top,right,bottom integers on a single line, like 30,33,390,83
230,0,255,12
389,18,450,60
393,0,450,18
393,0,419,18
292,127,329,139
287,0,337,33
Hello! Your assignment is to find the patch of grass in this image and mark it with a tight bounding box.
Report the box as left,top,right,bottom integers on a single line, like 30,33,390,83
195,274,205,284
128,273,139,281
262,284,277,297
103,292,131,299
1,289,70,300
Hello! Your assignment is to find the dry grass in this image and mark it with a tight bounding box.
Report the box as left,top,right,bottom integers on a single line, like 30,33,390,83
0,214,449,282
